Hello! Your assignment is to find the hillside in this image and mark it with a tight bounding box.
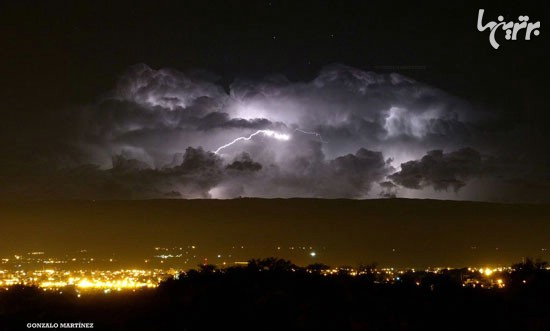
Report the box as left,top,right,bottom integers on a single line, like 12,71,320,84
1,199,549,267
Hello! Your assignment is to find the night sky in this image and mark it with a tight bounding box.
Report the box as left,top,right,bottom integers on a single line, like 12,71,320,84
0,1,548,202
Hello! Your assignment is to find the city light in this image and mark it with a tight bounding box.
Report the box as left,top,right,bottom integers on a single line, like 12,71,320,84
0,268,170,292
0,248,518,292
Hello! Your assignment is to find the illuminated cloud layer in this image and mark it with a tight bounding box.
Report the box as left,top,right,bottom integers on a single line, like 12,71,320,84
3,64,546,202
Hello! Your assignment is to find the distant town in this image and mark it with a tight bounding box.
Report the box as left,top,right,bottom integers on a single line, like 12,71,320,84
2,247,543,294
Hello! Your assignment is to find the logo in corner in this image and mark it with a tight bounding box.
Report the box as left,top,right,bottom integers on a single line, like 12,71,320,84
477,9,541,49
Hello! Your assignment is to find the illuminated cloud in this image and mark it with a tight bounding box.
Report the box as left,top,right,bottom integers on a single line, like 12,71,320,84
1,63,546,202
115,64,226,110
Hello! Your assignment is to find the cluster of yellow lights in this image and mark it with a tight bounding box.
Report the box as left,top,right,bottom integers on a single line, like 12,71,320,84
75,278,156,289
480,268,493,276
37,276,159,290
2,278,20,286
0,269,171,291
1,265,515,291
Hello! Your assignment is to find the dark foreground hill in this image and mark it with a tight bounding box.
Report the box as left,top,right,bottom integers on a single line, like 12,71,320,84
2,263,550,331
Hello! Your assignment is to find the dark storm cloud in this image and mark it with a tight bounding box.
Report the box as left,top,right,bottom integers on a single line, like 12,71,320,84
102,146,224,199
10,147,225,200
387,147,550,203
0,63,545,202
322,148,393,198
329,149,390,192
214,146,393,199
226,153,262,172
389,148,489,191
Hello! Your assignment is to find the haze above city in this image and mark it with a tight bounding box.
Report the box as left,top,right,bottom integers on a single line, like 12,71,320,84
2,199,549,268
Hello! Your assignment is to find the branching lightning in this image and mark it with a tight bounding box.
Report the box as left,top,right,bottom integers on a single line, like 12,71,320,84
295,128,327,143
214,130,291,154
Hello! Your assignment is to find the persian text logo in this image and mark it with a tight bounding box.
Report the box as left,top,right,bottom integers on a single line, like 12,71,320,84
477,9,541,49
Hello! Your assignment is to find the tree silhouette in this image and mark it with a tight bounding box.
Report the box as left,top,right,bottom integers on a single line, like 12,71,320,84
198,264,218,274
306,263,331,274
510,258,550,287
247,257,297,272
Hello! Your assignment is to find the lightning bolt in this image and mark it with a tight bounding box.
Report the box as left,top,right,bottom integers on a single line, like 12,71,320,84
295,128,327,143
214,130,291,154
